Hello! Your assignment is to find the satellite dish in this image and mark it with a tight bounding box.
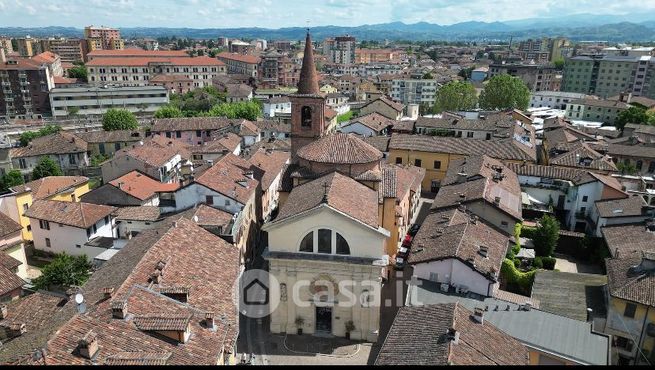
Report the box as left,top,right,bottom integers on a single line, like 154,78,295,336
74,293,84,304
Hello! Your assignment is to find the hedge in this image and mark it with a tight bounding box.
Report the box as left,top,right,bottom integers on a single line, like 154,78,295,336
542,257,556,270
501,258,536,296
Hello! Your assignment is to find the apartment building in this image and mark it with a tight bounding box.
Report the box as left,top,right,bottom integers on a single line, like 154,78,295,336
258,50,299,89
530,90,588,110
216,52,260,78
561,54,655,99
518,38,551,63
323,36,356,64
84,25,124,55
390,78,438,107
15,37,38,57
565,97,630,125
87,54,226,88
0,38,13,54
49,85,169,117
42,38,84,63
489,63,559,92
0,58,55,120
355,48,397,63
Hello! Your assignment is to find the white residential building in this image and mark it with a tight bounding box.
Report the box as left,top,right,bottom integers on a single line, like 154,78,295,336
390,79,439,107
530,91,588,110
49,85,169,117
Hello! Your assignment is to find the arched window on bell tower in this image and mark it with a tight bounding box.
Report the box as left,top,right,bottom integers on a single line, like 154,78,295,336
301,106,312,127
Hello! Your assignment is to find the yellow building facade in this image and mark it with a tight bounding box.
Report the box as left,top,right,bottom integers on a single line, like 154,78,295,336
606,296,655,365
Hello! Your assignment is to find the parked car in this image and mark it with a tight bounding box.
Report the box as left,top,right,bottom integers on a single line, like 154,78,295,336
402,234,413,247
394,256,406,270
397,245,409,259
408,224,421,237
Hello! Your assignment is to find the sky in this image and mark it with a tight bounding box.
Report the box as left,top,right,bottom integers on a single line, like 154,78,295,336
1,0,654,28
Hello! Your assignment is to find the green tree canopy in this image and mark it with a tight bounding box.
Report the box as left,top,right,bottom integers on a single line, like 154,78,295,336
19,124,61,147
102,108,139,131
533,214,560,257
208,101,262,121
553,57,565,70
32,157,63,180
67,64,88,82
32,253,92,291
479,74,530,111
616,106,655,131
433,81,478,113
154,105,184,119
0,170,25,192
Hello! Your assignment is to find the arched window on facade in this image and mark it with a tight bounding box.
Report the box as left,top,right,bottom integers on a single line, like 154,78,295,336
301,106,312,127
336,233,350,255
299,232,313,252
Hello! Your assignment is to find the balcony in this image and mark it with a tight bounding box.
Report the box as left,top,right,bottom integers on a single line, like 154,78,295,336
575,210,588,219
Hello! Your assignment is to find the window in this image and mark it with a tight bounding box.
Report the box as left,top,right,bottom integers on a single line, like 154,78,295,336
206,195,214,205
615,336,634,351
624,303,637,318
22,203,28,213
395,157,402,164
336,233,350,255
582,196,588,202
176,131,181,138
433,161,441,169
104,216,109,225
115,143,121,151
467,132,474,138
301,106,312,127
636,160,643,171
39,220,50,230
414,159,422,167
649,161,655,173
45,238,51,248
18,158,27,169
93,224,97,233
299,232,313,252
318,229,332,254
500,221,509,228
76,244,81,249
196,130,202,137
69,153,76,165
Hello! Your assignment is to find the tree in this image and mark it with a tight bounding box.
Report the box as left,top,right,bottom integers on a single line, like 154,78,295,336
0,170,25,192
32,253,92,291
433,81,478,113
479,74,531,111
31,157,63,180
208,101,262,121
154,105,184,119
615,106,653,131
533,214,560,257
19,124,61,147
422,72,434,80
67,64,88,82
617,161,638,175
553,57,565,70
458,67,474,81
102,108,139,131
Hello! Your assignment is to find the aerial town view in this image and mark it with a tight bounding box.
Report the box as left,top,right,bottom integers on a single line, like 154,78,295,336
1,0,655,366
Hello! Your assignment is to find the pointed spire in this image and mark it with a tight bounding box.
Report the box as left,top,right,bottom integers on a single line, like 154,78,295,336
297,31,320,95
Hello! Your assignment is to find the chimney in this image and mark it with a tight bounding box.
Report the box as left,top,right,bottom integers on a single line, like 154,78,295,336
78,330,99,360
205,312,215,329
111,300,128,319
103,287,114,299
447,327,459,344
151,270,162,283
117,182,123,189
494,196,501,205
0,304,7,319
10,323,26,337
244,170,254,180
456,172,468,184
473,307,484,324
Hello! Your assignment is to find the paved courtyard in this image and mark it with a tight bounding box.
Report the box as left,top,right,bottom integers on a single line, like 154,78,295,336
554,253,603,274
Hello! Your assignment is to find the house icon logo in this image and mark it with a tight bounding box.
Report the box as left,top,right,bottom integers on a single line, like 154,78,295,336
233,269,280,319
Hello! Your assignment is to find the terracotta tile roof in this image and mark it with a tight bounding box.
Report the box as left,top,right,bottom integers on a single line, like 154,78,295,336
595,195,647,219
391,120,415,132
31,51,58,64
344,112,395,133
549,142,617,172
113,206,161,222
505,162,596,185
214,132,242,152
151,117,234,132
87,49,188,58
226,83,252,98
569,97,630,109
607,143,655,159
24,200,116,229
53,76,77,84
249,149,290,190
11,176,88,201
41,217,240,365
133,314,191,331
115,135,190,168
0,58,44,71
177,204,234,228
375,303,528,365
363,136,391,152
389,134,536,162
606,254,655,307
75,130,145,144
216,51,261,65
324,107,338,120
0,212,23,239
409,208,509,279
602,223,655,258
297,132,383,164
87,56,225,67
0,253,22,271
0,265,23,297
195,153,260,205
362,96,405,113
0,291,66,337
387,164,425,200
254,120,291,133
245,138,291,158
109,171,179,201
9,132,87,158
104,351,171,366
275,172,379,228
